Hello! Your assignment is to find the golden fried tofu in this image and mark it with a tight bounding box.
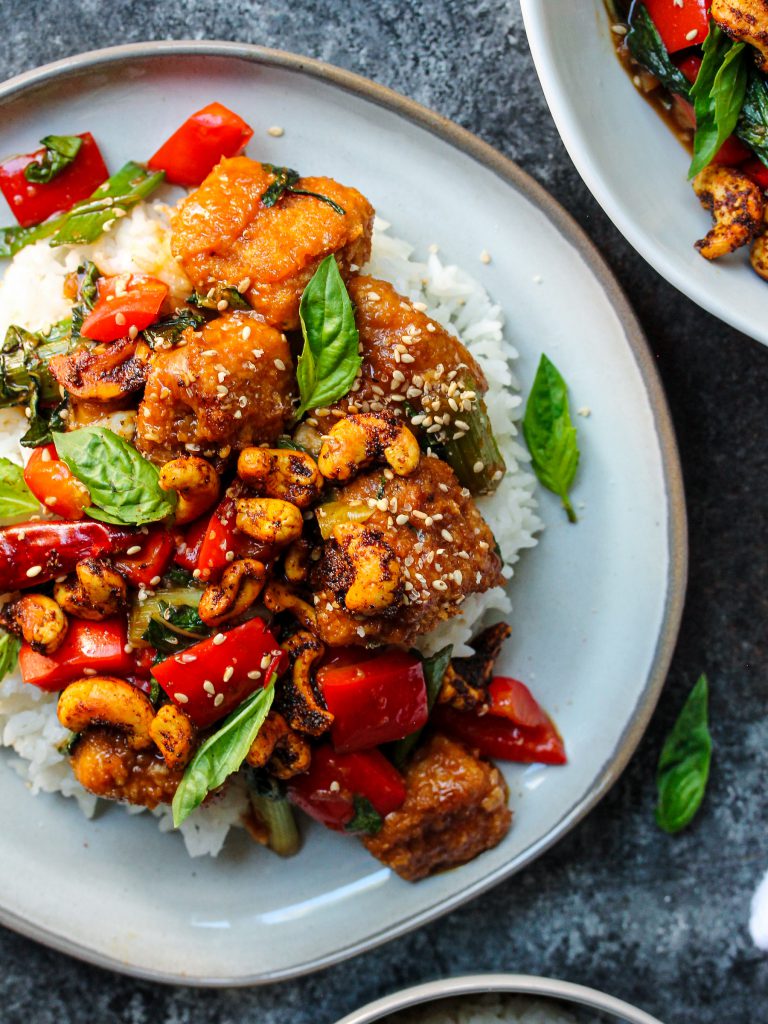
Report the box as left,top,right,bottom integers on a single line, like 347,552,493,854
136,311,295,463
712,0,768,71
70,729,183,809
171,158,374,330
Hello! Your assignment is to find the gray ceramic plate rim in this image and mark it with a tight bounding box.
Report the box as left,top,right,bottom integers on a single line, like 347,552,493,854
333,973,665,1024
0,41,687,985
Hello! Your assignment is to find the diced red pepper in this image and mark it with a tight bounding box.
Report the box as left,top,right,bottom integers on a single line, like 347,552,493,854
173,515,209,572
0,132,108,228
196,494,266,581
743,157,768,189
287,745,407,831
644,0,710,54
23,443,91,521
487,677,550,729
670,87,751,166
19,617,134,692
318,649,428,754
114,526,174,587
152,616,286,729
0,520,138,591
433,703,566,765
80,274,168,343
148,103,254,187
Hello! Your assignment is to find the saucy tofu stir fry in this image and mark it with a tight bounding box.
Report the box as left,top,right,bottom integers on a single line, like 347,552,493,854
0,103,564,879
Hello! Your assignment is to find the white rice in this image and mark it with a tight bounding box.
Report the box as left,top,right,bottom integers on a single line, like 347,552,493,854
0,201,540,857
389,994,587,1024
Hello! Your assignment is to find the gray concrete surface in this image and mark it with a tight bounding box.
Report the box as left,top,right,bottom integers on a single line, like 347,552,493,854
0,2,765,1022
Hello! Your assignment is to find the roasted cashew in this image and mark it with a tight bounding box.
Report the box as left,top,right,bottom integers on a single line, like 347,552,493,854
278,630,333,736
317,413,420,482
751,206,768,279
237,448,322,509
54,558,127,621
333,521,402,615
712,0,768,73
283,539,311,583
159,456,220,525
236,497,303,547
246,710,312,779
198,558,268,627
3,594,68,655
149,703,196,769
57,677,154,750
263,580,317,630
693,165,764,259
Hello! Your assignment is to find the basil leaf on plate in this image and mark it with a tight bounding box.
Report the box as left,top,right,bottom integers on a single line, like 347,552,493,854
261,164,345,215
0,458,38,523
53,426,176,525
655,674,712,834
737,68,768,167
689,26,748,178
188,285,250,312
0,630,20,682
626,4,692,99
142,602,209,660
294,255,361,419
24,134,83,184
142,308,205,348
390,645,453,769
172,680,276,827
522,354,580,524
344,795,384,836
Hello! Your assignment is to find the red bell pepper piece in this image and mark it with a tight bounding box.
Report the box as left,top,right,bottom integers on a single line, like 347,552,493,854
742,157,768,189
287,745,407,831
19,617,134,692
196,494,265,581
148,103,254,187
114,526,174,587
671,86,751,166
487,677,550,729
433,702,566,766
152,616,286,729
644,0,710,54
318,649,428,754
0,520,138,591
80,274,168,343
23,443,91,521
0,132,108,228
173,515,209,571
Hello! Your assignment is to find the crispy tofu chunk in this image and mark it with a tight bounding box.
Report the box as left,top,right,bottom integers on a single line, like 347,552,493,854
712,0,768,71
363,733,511,881
71,729,183,809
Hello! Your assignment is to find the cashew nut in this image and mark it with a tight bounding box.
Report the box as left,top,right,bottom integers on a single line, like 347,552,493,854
149,703,196,769
263,580,317,630
57,677,154,750
3,594,68,655
246,709,312,779
237,447,322,509
318,413,420,482
333,521,402,615
159,456,220,525
751,206,768,279
283,539,311,583
198,558,268,627
692,165,764,260
235,497,303,547
279,630,333,736
712,0,768,73
54,558,127,620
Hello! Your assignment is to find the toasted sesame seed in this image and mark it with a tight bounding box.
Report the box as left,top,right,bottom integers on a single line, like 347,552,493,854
214,693,224,707
685,27,698,40
203,680,215,695
395,513,409,526
473,460,485,473
247,670,262,680
223,666,234,682
114,311,127,326
611,22,627,35
432,579,448,591
260,654,272,669
150,575,162,586
216,384,229,397
25,566,42,578
480,249,491,264
216,299,229,312
126,545,142,556
213,633,227,645
441,529,453,542
267,125,285,137
44,496,57,507
174,692,189,704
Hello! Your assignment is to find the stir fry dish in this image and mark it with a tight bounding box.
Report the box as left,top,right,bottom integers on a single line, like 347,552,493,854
610,1,768,274
0,103,562,880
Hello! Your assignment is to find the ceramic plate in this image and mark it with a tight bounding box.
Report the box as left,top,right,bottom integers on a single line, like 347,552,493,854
522,0,768,346
0,42,686,985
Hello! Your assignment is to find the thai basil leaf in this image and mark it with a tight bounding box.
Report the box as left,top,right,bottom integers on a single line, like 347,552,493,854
142,308,205,348
53,426,176,525
187,286,250,312
656,675,712,834
737,68,768,168
24,134,83,184
689,26,748,178
522,354,580,523
294,255,361,419
0,630,20,682
390,645,453,769
172,679,276,827
344,795,384,836
261,164,345,215
142,602,209,659
0,457,39,522
19,391,68,450
626,5,692,99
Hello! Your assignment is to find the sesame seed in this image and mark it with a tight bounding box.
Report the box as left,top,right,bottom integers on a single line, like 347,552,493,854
213,633,227,645
44,496,57,507
432,579,448,591
329,780,341,793
238,277,251,292
83,668,97,676
480,249,491,264
25,566,42,578
123,643,134,654
223,666,234,682
396,514,409,526
247,670,262,680
114,312,127,326
267,125,285,137
203,680,215,694
214,693,224,707
217,299,229,312
126,545,142,556
611,23,627,35
260,654,272,669
274,358,286,371
685,28,698,40
441,529,453,542
356,626,366,637
217,384,229,397
174,692,189,704
150,575,162,586
473,460,485,473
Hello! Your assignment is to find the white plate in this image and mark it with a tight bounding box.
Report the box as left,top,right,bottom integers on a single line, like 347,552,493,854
0,42,686,985
522,0,768,346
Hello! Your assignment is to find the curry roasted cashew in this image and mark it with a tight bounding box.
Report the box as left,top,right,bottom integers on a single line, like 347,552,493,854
159,455,220,525
263,579,317,631
317,412,420,482
246,709,312,779
236,497,303,547
692,164,764,260
237,447,322,509
3,594,68,655
333,521,402,615
57,677,155,750
198,558,268,627
54,558,127,620
283,539,311,583
149,703,196,770
278,629,333,736
712,0,768,73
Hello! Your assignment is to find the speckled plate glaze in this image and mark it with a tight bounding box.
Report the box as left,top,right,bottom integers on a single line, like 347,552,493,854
0,42,686,985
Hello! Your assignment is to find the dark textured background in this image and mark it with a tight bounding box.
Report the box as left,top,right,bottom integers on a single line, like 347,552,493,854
1,3,766,1023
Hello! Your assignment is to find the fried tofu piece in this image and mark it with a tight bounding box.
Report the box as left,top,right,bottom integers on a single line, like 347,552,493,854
712,0,768,71
171,158,374,330
70,728,183,809
136,311,295,463
363,734,511,881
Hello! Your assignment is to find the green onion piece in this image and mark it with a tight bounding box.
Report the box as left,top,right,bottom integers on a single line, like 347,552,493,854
440,375,505,494
249,791,302,857
127,587,203,650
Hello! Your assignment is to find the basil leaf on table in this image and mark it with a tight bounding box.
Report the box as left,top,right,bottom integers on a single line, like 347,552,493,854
344,795,384,836
390,645,453,769
53,426,176,525
626,4,692,99
689,26,748,178
294,255,361,419
0,630,20,682
522,354,580,524
737,68,768,168
0,458,38,522
24,134,83,185
655,674,712,834
172,680,276,827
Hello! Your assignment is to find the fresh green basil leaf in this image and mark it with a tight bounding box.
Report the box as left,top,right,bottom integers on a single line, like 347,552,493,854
18,390,68,450
689,26,748,178
0,457,38,523
344,794,384,836
655,674,712,834
53,426,176,525
522,354,580,523
295,255,361,419
142,601,209,659
737,67,768,168
390,645,453,769
0,629,20,682
172,680,276,827
24,134,83,185
142,308,205,348
626,5,692,99
187,285,250,312
261,164,345,215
